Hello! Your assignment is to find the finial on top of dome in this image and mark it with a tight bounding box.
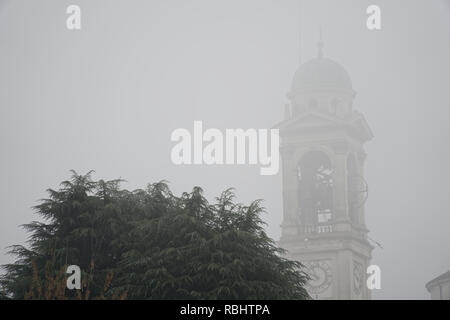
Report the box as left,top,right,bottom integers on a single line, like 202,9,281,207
317,26,324,58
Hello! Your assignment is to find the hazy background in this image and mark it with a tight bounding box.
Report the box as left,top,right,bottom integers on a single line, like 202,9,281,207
1,0,450,299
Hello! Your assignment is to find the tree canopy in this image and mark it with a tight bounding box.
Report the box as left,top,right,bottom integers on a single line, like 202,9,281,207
0,171,310,300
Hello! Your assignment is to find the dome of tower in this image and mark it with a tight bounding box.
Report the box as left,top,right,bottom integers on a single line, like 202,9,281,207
289,42,353,97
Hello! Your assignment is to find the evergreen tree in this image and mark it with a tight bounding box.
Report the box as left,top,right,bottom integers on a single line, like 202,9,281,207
0,171,310,300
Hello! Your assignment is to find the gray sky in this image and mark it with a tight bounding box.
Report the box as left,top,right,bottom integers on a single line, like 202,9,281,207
1,0,450,299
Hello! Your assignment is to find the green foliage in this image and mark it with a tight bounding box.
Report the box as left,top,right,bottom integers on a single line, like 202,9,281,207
0,171,310,300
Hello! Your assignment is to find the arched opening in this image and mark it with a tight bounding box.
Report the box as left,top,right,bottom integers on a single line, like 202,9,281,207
297,151,334,225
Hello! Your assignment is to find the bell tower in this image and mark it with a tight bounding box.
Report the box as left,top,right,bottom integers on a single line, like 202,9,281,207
276,41,374,300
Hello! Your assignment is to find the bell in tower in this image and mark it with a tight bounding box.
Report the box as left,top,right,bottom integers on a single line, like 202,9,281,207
276,39,374,300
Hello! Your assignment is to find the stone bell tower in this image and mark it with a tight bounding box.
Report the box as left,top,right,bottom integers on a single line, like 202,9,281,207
276,40,374,300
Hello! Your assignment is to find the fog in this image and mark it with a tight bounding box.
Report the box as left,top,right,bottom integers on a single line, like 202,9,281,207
1,0,449,299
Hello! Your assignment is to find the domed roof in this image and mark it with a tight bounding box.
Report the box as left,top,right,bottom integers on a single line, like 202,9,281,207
289,48,353,96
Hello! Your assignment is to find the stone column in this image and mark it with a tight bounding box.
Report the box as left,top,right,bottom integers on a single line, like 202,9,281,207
357,150,367,227
331,141,349,223
280,145,298,237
